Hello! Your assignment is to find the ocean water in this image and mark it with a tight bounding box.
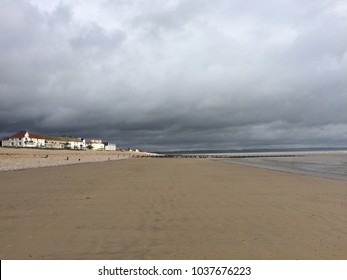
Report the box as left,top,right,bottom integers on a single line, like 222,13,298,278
215,151,347,181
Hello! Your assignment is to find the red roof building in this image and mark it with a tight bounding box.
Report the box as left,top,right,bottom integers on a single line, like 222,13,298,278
1,130,86,150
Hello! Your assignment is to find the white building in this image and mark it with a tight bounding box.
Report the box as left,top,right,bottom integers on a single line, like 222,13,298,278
1,131,86,150
63,137,86,150
87,139,105,150
1,131,46,148
103,142,116,151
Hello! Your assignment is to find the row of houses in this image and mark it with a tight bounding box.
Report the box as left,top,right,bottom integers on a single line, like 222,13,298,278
0,131,116,151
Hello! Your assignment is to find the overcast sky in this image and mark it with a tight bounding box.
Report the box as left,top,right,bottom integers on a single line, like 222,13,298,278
1,0,347,151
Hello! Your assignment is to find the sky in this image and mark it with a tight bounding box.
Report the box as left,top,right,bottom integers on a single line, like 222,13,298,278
0,0,347,151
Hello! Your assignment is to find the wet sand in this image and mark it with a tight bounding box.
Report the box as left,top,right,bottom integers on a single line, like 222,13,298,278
217,152,347,181
0,158,347,259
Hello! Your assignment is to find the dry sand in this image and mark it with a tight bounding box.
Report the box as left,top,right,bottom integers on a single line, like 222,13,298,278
0,158,346,259
0,147,152,171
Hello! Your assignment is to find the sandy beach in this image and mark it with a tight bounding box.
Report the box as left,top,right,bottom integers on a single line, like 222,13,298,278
0,147,154,172
1,156,347,260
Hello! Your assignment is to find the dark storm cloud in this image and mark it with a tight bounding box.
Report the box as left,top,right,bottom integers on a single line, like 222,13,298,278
1,0,347,151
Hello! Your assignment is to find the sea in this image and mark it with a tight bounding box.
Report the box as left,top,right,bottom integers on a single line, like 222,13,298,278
212,151,347,181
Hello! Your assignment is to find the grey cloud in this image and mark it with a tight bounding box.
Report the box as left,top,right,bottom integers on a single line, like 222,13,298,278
70,24,126,54
1,0,347,151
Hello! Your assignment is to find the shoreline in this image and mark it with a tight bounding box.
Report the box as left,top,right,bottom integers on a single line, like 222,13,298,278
2,148,347,182
215,152,347,182
1,158,347,259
